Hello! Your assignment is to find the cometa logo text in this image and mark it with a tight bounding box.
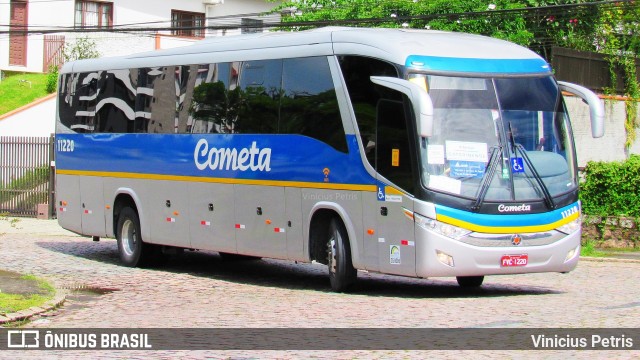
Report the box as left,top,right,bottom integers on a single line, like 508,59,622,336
194,139,272,172
498,204,531,213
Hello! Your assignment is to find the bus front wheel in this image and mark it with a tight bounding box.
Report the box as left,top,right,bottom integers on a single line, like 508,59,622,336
456,276,484,288
327,218,357,292
116,206,165,267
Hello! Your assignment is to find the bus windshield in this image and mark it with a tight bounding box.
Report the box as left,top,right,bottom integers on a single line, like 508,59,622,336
413,74,577,204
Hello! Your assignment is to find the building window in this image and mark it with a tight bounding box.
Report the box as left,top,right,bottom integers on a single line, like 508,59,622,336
172,10,205,38
241,18,263,34
75,1,113,28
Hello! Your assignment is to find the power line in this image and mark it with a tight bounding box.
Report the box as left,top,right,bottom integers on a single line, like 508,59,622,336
0,0,72,4
1,0,635,36
0,0,636,54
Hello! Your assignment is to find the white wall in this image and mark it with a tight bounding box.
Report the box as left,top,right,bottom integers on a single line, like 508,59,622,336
0,0,73,73
205,0,281,37
1,1,281,73
0,96,56,137
566,97,640,167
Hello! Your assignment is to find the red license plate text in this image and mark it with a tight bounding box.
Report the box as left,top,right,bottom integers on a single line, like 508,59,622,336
501,254,528,267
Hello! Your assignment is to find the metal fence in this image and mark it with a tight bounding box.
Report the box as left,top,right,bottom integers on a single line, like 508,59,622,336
0,135,55,218
552,47,640,94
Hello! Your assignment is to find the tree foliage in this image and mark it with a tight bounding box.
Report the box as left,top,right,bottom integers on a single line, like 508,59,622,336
270,0,640,57
271,0,534,46
63,36,101,62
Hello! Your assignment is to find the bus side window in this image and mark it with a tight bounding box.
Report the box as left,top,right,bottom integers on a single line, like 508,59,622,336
375,98,416,195
95,69,136,133
281,57,347,153
338,56,399,167
188,63,240,134
236,59,282,134
57,73,75,131
147,67,181,133
70,71,99,133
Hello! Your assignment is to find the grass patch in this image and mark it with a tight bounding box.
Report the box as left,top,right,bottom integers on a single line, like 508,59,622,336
0,72,50,115
581,240,613,257
0,274,55,316
580,240,638,257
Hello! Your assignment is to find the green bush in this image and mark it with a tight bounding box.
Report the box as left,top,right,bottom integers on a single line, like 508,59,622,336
579,155,640,217
45,64,58,94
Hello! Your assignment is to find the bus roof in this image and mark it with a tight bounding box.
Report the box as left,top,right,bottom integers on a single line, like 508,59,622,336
61,27,550,75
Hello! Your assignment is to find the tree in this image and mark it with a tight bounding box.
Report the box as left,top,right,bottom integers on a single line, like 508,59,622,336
63,36,101,62
271,0,534,46
270,0,639,58
46,36,101,93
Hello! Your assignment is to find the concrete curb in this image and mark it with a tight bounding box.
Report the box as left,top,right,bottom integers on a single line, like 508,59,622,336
0,93,57,122
580,256,640,264
0,289,67,325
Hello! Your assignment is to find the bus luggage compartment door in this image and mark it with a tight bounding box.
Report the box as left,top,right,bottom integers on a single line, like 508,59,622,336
234,185,286,259
189,182,236,253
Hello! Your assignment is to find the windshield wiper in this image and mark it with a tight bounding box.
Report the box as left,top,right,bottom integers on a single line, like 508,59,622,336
513,143,556,210
507,122,555,210
471,146,501,212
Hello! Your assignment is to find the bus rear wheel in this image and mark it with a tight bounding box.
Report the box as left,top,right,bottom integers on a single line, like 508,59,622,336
456,276,484,288
327,218,357,292
116,206,165,267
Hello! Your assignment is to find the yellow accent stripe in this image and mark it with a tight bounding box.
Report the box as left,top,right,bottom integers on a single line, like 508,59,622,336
56,169,378,192
437,211,580,234
385,186,405,195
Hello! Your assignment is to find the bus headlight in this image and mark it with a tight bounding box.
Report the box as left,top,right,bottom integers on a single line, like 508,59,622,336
556,216,582,235
564,245,579,263
436,250,455,267
415,212,471,240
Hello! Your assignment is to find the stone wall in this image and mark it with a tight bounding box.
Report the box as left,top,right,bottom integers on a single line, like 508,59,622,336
582,215,640,249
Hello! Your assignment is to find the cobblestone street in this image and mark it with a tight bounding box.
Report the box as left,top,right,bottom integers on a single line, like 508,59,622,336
1,218,638,359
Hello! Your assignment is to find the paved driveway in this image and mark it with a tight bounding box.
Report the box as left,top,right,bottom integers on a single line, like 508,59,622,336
1,218,638,359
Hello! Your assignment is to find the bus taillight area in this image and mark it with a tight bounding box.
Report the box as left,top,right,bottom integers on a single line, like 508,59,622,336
414,225,581,279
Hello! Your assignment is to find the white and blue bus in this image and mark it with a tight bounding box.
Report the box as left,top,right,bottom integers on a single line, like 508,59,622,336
55,27,604,291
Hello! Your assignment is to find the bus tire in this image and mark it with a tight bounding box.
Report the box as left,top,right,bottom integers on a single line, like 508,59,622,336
327,217,357,292
456,276,484,288
116,206,165,267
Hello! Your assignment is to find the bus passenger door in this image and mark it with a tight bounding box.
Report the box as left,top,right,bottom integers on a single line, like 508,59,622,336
234,185,287,259
374,98,417,277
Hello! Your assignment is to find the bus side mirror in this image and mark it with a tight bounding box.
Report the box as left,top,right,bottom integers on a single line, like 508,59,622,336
370,76,434,137
558,81,604,138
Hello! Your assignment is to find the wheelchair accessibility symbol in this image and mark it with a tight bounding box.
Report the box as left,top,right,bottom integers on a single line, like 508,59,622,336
511,157,525,173
377,186,385,201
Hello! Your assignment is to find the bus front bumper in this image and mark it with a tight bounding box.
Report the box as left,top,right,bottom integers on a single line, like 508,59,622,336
415,228,581,278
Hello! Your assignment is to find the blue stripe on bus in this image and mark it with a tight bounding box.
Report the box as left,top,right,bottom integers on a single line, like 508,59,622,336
405,55,551,74
55,133,376,185
435,202,580,228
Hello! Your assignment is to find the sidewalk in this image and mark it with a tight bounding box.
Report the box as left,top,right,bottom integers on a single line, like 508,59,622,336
0,217,76,236
1,217,638,262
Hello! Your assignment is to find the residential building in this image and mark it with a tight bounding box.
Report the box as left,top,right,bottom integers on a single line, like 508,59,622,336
1,0,281,74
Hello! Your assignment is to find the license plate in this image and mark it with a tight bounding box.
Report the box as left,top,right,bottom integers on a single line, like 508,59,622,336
501,254,528,267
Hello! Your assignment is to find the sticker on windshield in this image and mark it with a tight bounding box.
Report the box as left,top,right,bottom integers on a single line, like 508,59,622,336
391,149,400,167
511,157,525,173
450,161,485,178
445,141,488,163
427,145,445,165
428,175,462,195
